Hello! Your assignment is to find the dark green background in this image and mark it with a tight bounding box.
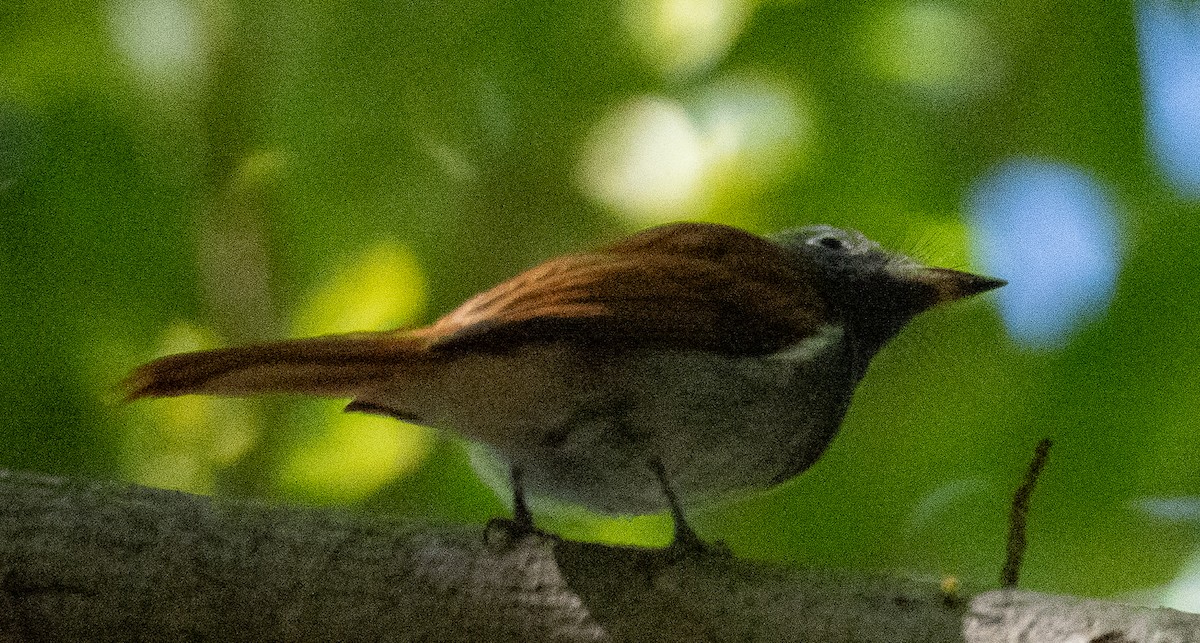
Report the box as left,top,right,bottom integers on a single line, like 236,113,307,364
4,0,1198,603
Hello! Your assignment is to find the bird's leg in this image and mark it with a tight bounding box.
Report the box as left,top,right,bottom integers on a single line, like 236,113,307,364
650,459,713,556
484,464,549,548
509,464,534,532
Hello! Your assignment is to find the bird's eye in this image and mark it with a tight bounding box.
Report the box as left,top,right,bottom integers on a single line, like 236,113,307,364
816,235,845,250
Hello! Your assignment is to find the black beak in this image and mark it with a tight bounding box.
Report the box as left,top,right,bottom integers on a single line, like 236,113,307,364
914,267,1007,305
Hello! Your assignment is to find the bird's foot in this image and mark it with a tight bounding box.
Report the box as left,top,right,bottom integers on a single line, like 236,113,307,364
663,522,732,562
483,516,558,551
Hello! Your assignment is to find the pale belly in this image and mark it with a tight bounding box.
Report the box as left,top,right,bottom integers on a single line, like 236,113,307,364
362,326,858,515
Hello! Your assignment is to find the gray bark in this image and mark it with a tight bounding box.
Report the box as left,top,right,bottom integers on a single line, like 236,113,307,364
0,469,1195,642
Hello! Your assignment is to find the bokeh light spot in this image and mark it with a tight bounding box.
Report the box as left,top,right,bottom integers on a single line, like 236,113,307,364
579,97,707,220
1143,524,1200,613
1137,0,1200,198
908,477,991,530
292,240,426,337
691,73,812,197
623,0,752,79
108,0,212,93
1137,496,1200,524
279,242,431,501
281,404,436,504
579,74,811,224
967,158,1124,348
866,2,1001,101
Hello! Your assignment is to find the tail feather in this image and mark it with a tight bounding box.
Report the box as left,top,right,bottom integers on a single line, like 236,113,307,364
123,332,432,401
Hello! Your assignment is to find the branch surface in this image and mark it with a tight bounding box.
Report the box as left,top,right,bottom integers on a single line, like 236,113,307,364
0,469,1194,642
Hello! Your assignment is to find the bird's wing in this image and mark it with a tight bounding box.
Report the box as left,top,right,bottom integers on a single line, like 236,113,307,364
427,222,829,357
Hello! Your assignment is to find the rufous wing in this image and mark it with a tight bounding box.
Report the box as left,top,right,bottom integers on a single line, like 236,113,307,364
125,223,828,409
426,222,829,357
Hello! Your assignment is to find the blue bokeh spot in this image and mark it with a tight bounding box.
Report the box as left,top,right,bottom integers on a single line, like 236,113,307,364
1137,0,1200,198
967,158,1124,348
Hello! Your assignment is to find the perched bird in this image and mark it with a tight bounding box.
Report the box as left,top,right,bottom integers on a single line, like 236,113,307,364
125,222,1004,551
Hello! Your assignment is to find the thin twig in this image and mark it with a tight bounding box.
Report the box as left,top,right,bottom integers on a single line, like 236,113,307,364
1001,438,1053,588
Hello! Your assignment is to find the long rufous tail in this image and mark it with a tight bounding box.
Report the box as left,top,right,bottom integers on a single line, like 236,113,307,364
123,332,432,401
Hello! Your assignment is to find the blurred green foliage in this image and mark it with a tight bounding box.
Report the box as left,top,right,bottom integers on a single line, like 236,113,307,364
3,0,1198,605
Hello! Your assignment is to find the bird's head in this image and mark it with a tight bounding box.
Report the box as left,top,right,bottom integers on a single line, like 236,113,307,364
772,225,1006,355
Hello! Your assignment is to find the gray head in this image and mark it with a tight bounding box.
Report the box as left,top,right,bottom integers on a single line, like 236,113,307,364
772,225,1006,357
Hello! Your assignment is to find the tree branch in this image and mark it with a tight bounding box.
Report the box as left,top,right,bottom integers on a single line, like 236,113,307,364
0,469,1194,642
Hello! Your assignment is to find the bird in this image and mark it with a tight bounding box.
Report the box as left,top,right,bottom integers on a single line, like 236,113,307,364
124,222,1005,552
